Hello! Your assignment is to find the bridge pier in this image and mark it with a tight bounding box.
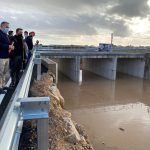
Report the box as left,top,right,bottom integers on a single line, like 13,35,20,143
144,54,150,80
59,57,82,83
117,58,145,78
82,58,117,80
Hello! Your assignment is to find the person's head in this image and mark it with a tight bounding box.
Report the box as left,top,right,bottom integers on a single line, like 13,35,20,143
16,28,23,36
29,31,35,37
36,40,39,45
0,21,10,34
24,31,28,37
8,30,13,36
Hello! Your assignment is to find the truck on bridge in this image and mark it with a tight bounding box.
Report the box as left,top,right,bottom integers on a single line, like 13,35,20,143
98,43,113,52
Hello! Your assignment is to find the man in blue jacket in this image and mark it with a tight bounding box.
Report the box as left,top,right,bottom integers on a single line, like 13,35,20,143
0,21,14,94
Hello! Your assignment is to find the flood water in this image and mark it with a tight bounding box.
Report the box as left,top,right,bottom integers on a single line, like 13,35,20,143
58,71,150,150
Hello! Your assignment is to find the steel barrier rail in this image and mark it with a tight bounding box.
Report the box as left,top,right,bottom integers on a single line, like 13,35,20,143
0,51,50,150
0,52,35,149
0,79,11,104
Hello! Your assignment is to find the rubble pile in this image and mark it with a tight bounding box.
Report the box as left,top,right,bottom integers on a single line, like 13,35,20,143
30,71,94,150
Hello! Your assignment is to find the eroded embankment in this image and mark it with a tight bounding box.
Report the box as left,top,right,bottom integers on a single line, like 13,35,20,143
30,71,94,150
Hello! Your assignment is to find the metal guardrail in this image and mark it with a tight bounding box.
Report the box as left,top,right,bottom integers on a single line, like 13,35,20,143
0,79,11,104
0,50,50,150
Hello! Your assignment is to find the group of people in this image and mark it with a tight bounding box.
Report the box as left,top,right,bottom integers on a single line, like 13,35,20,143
0,21,35,94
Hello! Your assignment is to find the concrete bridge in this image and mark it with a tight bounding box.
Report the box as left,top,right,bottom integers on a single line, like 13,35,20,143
37,48,150,83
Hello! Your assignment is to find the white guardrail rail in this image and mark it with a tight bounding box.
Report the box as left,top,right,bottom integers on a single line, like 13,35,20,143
0,50,50,150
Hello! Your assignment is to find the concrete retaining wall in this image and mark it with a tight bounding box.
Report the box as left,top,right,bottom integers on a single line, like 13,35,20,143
42,58,58,84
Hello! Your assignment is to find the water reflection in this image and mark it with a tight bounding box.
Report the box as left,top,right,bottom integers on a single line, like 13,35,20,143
58,71,144,109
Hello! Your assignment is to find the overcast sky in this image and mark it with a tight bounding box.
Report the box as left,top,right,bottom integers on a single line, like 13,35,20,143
0,0,150,46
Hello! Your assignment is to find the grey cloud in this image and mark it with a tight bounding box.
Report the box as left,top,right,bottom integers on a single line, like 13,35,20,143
0,6,130,37
1,0,149,18
0,0,111,8
76,14,131,36
0,0,145,38
0,10,97,35
3,0,149,18
37,14,130,37
108,0,150,18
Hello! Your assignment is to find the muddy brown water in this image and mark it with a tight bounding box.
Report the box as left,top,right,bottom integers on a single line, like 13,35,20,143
58,71,150,150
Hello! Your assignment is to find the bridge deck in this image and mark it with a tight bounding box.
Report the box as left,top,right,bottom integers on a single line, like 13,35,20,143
38,50,145,58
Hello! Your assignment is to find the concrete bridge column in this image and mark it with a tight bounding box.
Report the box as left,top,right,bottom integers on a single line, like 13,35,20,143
144,54,150,80
59,57,82,83
82,58,117,80
117,58,145,78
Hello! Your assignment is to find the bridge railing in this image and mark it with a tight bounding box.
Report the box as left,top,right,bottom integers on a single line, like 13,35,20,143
35,46,145,58
0,50,50,150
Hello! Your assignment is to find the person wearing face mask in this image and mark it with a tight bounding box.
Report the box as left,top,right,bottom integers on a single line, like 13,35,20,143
9,28,27,86
0,21,14,94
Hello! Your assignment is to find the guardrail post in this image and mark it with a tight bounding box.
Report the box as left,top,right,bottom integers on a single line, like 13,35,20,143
37,119,49,150
37,60,41,81
21,97,50,150
34,53,42,81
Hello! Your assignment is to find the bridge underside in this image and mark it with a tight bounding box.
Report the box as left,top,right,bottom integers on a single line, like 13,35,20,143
52,57,146,84
82,58,117,80
117,58,145,78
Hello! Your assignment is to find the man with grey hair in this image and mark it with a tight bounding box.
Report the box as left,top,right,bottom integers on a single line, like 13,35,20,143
0,21,14,94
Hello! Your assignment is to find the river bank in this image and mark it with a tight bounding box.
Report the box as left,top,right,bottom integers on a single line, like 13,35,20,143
21,70,94,150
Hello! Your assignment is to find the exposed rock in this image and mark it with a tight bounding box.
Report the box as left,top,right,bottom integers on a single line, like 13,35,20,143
119,127,125,131
64,117,81,144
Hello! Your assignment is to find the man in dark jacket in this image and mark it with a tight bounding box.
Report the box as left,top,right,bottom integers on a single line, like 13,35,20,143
26,32,35,61
8,30,14,42
0,21,14,93
10,28,26,86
